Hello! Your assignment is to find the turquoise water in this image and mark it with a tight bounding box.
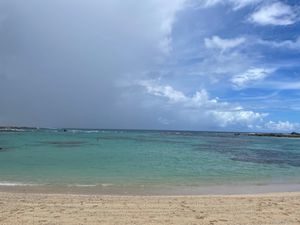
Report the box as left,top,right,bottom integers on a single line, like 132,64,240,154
0,129,300,188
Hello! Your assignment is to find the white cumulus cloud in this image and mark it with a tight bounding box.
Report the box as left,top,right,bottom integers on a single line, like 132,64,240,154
212,110,265,127
204,36,246,52
139,80,267,128
139,80,187,103
201,0,261,10
153,0,187,54
258,36,300,51
264,121,300,132
231,68,275,89
249,2,300,26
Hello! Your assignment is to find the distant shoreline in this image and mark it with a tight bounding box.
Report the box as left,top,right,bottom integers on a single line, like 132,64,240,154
1,126,300,137
242,132,300,138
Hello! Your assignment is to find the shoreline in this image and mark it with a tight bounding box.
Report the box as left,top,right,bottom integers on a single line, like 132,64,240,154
1,191,300,225
1,190,300,198
1,182,300,196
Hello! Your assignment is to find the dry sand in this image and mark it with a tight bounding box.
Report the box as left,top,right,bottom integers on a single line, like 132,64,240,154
1,191,300,225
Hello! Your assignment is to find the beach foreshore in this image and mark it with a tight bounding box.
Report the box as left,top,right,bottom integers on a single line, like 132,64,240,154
1,191,300,225
1,182,300,195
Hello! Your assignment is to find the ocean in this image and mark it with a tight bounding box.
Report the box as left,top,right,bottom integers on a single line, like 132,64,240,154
1,129,300,194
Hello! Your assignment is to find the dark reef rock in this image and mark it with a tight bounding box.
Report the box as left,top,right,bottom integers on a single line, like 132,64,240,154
247,132,300,138
0,147,7,152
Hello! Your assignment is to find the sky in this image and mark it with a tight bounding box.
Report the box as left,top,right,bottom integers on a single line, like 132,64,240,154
0,0,300,132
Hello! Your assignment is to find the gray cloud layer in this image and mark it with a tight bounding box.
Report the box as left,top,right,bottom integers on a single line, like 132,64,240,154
0,0,182,128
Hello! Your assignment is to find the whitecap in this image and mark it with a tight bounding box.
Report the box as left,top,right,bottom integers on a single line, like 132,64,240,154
0,181,37,186
69,184,97,187
101,183,114,187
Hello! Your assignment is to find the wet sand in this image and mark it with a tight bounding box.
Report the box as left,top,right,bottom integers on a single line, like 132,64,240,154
1,182,300,195
1,191,300,225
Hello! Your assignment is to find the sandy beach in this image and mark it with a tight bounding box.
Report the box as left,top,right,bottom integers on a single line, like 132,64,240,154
1,191,300,225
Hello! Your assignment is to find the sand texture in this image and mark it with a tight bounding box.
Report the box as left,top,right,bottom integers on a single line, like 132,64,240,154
1,192,300,225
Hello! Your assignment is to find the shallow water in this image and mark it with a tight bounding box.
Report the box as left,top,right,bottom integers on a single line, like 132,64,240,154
0,129,300,190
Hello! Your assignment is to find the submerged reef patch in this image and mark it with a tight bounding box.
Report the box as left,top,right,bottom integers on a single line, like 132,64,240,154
193,139,300,167
42,141,87,148
0,147,9,152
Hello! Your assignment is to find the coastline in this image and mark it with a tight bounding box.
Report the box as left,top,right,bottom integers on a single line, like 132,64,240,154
1,191,300,225
1,182,300,195
1,129,300,224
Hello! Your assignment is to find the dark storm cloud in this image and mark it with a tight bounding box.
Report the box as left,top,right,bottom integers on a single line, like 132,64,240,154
0,0,180,128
